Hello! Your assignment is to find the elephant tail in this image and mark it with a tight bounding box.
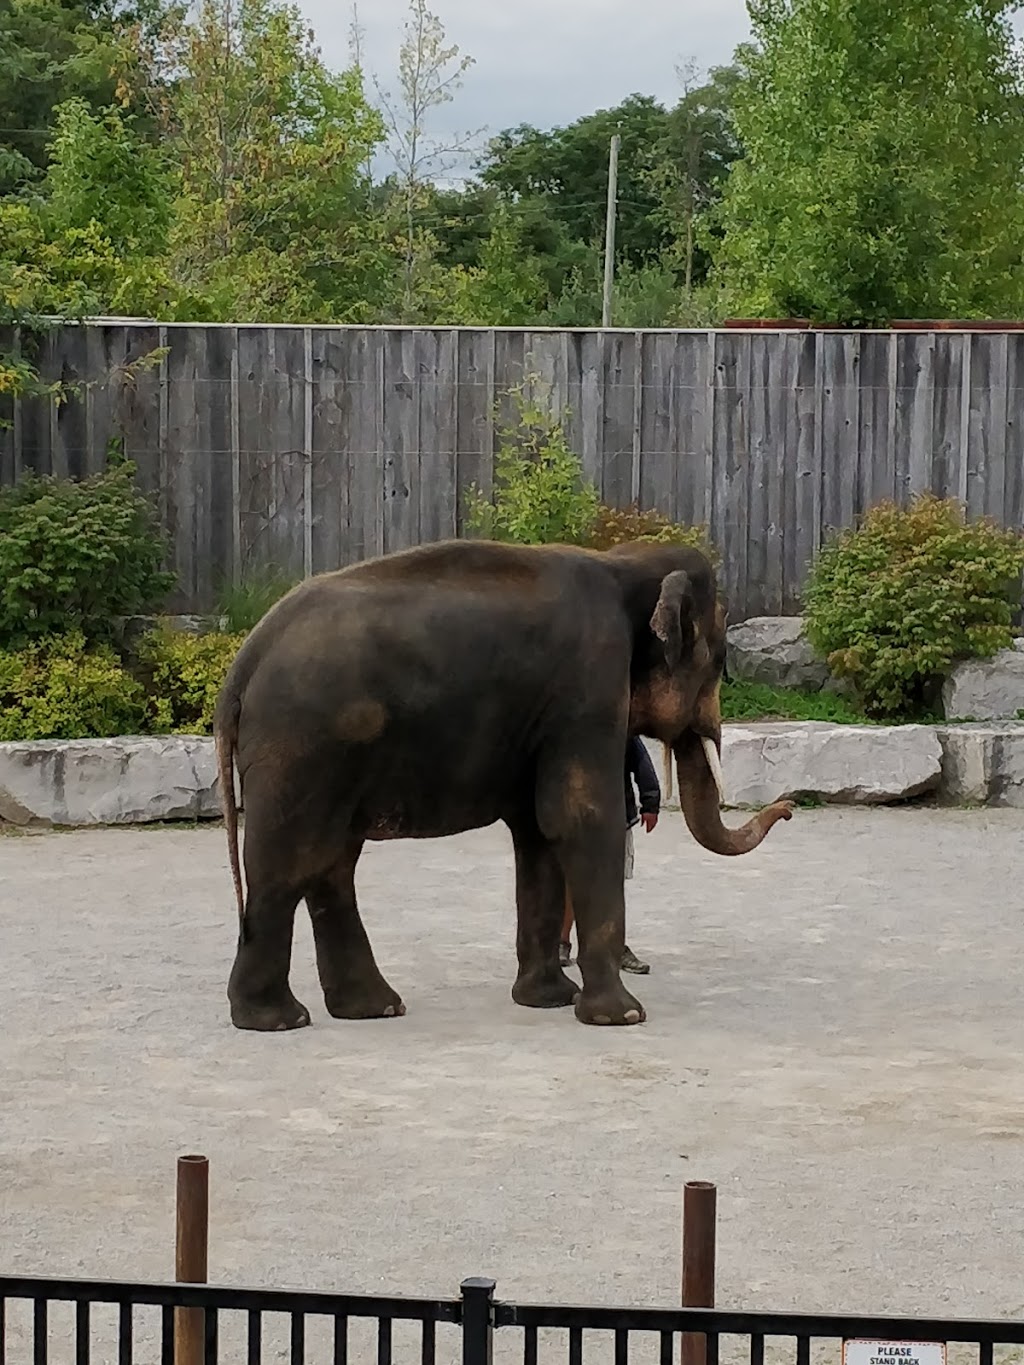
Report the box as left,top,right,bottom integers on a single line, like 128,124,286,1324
214,690,245,939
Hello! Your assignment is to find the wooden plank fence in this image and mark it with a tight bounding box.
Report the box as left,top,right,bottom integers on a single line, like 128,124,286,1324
3,323,1024,619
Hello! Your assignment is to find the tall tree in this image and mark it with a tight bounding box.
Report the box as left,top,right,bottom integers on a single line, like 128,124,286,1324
372,0,477,317
0,0,172,193
650,62,741,297
481,95,671,269
151,0,389,320
712,0,1024,323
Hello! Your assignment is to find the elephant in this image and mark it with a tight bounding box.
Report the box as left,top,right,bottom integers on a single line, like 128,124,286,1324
213,537,793,1031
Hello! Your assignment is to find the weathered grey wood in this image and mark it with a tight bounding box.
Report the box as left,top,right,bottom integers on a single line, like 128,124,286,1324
416,329,458,545
16,329,57,476
381,329,421,553
929,333,965,500
1004,334,1024,533
229,329,241,583
163,327,237,609
746,332,787,616
308,328,348,573
303,327,314,577
236,327,306,586
856,331,893,512
599,331,637,509
779,333,801,612
116,324,164,503
323,327,382,565
577,331,603,495
455,329,495,533
9,322,1024,619
966,333,1009,520
712,330,750,613
820,332,859,539
637,331,677,519
51,327,89,481
789,331,819,608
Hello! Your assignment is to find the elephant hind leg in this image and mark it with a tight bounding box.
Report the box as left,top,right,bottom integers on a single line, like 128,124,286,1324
226,762,336,1032
228,880,311,1031
307,841,405,1021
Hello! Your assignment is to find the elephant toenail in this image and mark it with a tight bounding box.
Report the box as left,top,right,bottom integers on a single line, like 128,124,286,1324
625,1009,641,1024
397,1003,406,1016
383,1005,395,1017
594,1014,611,1025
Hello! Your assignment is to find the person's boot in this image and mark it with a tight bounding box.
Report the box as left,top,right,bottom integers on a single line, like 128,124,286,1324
621,945,650,974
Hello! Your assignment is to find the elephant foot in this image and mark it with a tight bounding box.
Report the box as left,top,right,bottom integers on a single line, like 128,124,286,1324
229,990,312,1032
575,982,646,1026
511,966,580,1009
323,981,406,1020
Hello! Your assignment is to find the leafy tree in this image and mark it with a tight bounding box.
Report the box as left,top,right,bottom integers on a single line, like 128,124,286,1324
444,208,545,324
475,79,740,322
712,0,1024,323
481,95,670,271
150,0,390,321
372,0,478,318
1,98,179,321
650,62,742,297
0,0,173,193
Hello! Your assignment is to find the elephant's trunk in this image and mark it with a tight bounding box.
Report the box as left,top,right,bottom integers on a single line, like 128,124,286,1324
675,731,793,856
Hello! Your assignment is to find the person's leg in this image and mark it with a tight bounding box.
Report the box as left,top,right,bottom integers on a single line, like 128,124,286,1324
559,886,574,966
621,826,650,975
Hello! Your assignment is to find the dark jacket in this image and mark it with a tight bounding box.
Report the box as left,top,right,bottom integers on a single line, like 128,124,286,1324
625,736,661,828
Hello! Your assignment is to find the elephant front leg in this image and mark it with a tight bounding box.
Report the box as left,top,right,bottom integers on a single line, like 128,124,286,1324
561,833,645,1027
508,816,579,1009
306,847,406,1020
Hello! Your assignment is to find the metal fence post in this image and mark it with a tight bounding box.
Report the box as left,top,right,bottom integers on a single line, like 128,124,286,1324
461,1277,495,1365
175,1154,209,1365
681,1180,717,1365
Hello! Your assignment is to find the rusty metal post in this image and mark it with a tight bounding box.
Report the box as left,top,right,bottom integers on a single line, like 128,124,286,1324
681,1180,716,1365
175,1154,209,1365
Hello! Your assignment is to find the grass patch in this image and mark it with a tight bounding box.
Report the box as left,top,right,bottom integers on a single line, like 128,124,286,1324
721,679,871,725
216,569,298,634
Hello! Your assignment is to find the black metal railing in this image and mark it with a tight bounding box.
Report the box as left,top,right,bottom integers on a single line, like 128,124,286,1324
3,1273,1024,1365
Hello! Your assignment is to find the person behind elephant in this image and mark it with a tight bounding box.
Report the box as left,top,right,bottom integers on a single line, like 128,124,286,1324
559,735,661,974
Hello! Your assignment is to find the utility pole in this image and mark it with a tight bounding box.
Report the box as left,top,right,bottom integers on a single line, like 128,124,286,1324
601,131,620,328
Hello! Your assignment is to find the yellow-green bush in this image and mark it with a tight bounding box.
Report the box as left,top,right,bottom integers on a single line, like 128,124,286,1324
804,494,1024,717
137,628,246,734
0,632,147,740
583,503,719,563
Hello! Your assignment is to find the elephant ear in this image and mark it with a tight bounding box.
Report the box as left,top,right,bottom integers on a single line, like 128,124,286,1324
650,570,704,670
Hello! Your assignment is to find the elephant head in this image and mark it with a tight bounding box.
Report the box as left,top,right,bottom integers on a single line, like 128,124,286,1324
605,542,792,856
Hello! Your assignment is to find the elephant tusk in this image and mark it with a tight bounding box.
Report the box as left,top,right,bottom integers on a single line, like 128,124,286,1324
700,735,726,806
661,741,674,804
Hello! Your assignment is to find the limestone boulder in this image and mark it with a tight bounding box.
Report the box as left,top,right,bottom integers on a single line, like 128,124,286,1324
941,642,1024,721
720,722,942,807
726,617,830,692
937,723,1024,808
0,736,228,827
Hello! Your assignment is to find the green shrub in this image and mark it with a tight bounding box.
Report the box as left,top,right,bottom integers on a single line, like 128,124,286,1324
217,568,298,633
583,502,719,564
137,628,246,735
804,494,1024,717
0,460,174,647
0,631,147,740
463,380,599,545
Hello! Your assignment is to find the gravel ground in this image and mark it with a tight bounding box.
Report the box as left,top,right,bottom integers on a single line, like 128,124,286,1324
2,808,1024,1360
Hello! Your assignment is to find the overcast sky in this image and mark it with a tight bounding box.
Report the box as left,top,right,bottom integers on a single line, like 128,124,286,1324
306,0,754,178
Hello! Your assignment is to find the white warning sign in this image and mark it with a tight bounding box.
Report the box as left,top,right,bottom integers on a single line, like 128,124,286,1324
844,1341,947,1365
